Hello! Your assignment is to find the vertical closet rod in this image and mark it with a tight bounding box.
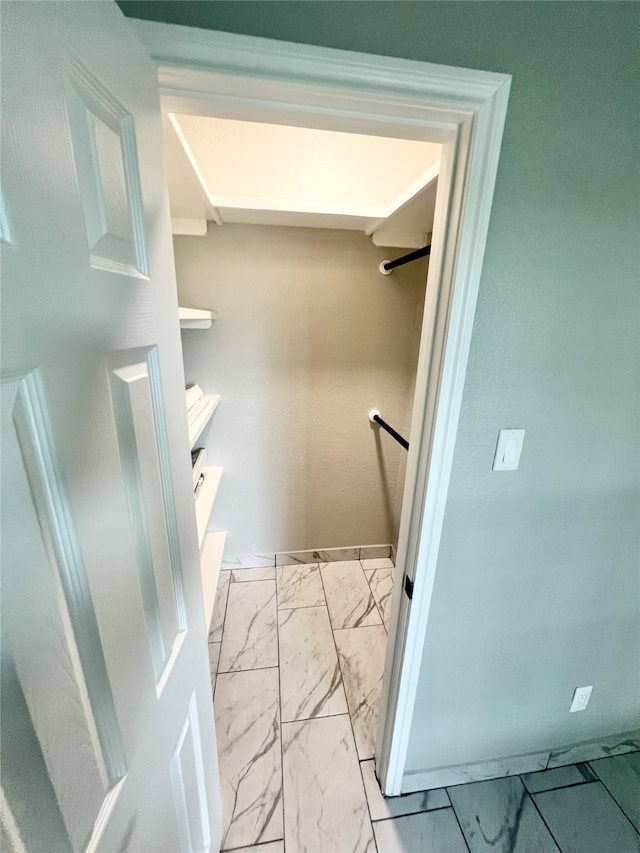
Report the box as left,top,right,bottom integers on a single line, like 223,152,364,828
379,244,431,275
368,410,409,451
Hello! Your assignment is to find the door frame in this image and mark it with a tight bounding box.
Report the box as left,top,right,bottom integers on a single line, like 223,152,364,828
130,18,511,796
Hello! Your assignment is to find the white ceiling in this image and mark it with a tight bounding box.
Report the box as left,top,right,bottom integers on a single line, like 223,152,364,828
163,112,441,245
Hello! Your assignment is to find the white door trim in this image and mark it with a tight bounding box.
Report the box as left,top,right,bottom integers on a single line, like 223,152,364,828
131,19,511,796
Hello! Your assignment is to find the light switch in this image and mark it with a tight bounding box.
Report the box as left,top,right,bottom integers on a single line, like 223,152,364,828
493,429,525,471
503,439,518,465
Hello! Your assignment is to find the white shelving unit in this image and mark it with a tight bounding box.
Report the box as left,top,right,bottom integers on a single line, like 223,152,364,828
201,531,227,632
179,308,226,633
195,466,223,549
188,394,220,449
179,306,218,329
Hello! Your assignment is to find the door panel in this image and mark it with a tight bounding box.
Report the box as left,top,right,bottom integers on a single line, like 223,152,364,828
65,55,149,279
0,3,221,851
1,369,125,850
108,347,183,679
1,660,73,853
170,695,211,853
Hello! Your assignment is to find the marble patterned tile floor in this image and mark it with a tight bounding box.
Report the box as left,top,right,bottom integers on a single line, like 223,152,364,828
208,560,640,852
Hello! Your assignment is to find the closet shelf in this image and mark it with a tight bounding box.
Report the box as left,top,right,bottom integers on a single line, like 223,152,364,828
201,531,227,631
179,307,218,330
188,394,220,448
195,466,223,550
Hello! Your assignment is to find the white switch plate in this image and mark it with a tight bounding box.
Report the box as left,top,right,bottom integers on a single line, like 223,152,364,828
569,685,593,713
493,429,525,471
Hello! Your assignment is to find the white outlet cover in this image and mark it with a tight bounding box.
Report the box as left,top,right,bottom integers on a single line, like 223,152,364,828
569,685,593,713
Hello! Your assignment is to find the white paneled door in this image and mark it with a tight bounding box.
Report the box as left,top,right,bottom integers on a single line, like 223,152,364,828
0,3,221,852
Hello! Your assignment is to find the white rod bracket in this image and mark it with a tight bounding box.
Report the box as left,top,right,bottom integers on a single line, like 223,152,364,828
369,409,381,423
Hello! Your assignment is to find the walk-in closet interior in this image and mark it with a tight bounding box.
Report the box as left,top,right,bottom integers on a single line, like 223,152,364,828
164,108,441,850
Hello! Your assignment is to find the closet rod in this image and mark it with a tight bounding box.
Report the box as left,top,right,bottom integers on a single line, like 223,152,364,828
379,244,431,275
369,410,409,451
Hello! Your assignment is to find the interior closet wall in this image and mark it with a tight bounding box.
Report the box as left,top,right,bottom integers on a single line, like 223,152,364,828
174,223,427,557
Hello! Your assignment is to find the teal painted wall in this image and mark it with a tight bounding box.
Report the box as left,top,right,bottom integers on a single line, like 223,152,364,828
121,2,640,776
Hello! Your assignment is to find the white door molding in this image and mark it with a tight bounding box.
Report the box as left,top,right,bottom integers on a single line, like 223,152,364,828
131,18,511,796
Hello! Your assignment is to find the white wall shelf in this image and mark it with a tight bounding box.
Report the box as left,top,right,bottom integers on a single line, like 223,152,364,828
195,466,223,549
201,530,227,632
179,306,218,329
188,393,220,448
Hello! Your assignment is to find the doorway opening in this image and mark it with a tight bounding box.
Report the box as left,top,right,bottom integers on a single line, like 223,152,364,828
167,109,441,567
163,104,442,844
135,13,510,818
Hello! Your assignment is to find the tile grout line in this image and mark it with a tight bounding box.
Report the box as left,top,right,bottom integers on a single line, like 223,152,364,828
584,770,640,837
526,785,564,853
321,560,382,630
444,788,473,853
217,579,278,673
274,569,287,853
222,841,284,853
277,566,388,726
318,562,378,849
284,710,361,726
361,559,388,629
277,602,327,613
522,776,601,796
211,576,229,845
356,750,379,853
217,663,280,676
370,804,456,824
275,564,325,611
528,768,640,839
215,579,282,852
218,573,231,642
211,574,232,700
318,563,340,633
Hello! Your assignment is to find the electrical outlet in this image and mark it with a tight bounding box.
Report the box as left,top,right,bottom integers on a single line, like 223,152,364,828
569,685,593,713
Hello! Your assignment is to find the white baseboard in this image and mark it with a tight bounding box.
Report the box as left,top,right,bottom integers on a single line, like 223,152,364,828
401,751,549,793
400,727,640,793
222,543,392,570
